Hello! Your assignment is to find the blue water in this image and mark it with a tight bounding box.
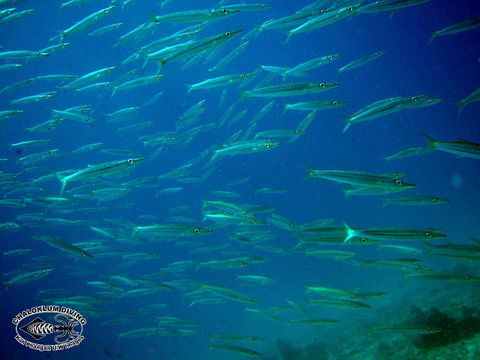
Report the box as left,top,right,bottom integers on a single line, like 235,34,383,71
1,1,480,359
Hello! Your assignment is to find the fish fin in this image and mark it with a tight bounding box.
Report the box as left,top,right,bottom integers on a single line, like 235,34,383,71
302,164,318,181
343,222,357,244
259,19,273,32
186,84,193,94
455,100,465,114
421,133,436,151
428,31,437,45
55,172,68,194
148,13,158,24
285,32,293,44
241,90,249,99
342,121,351,133
156,61,165,74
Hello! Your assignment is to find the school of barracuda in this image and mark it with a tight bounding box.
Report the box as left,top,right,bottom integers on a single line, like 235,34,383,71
1,0,480,358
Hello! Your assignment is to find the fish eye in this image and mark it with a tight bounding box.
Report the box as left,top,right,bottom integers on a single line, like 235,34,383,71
193,228,200,234
465,275,471,280
319,83,325,87
250,219,256,224
225,32,231,36
221,8,228,13
432,198,437,203
264,143,270,148
127,159,133,164
395,179,403,185
425,232,432,237
333,101,338,105
361,237,367,242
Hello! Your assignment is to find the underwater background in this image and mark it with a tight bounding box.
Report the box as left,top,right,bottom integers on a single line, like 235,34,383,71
1,0,480,359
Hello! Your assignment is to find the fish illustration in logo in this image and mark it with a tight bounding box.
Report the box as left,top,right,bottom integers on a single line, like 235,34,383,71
19,314,80,343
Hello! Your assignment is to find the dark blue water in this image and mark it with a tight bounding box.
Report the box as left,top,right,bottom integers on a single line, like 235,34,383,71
1,1,480,359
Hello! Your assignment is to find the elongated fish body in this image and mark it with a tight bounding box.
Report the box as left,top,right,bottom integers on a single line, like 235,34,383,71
285,54,342,77
260,8,327,32
358,0,431,14
223,3,272,12
455,88,480,113
210,343,263,357
343,95,440,132
370,325,444,335
10,92,56,105
57,6,116,41
4,269,53,288
305,167,414,188
201,284,260,304
35,235,93,258
153,8,239,23
285,100,347,111
288,6,358,40
188,73,256,92
0,50,48,60
406,272,480,282
62,66,117,90
112,75,166,96
423,135,480,159
384,146,427,161
381,196,449,206
133,224,212,238
56,157,144,194
430,16,480,44
243,82,339,98
344,223,446,243
156,29,242,69
213,139,280,160
338,51,384,73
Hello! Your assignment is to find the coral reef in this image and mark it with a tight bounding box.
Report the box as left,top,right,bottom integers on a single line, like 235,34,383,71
412,307,480,349
277,339,328,360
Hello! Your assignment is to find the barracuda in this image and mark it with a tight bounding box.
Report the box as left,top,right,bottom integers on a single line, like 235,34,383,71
243,82,339,98
56,157,144,194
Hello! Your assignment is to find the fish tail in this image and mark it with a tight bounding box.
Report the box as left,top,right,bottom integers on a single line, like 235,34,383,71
156,61,165,74
55,173,67,194
343,222,357,243
148,13,158,24
455,100,465,114
241,90,249,99
424,245,434,257
421,133,436,151
130,227,138,238
285,32,293,44
302,164,317,181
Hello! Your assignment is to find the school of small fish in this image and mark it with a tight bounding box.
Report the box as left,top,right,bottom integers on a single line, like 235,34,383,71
1,0,479,358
